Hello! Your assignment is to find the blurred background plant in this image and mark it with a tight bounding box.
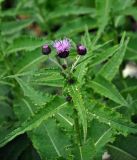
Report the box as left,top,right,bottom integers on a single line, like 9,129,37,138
1,0,137,160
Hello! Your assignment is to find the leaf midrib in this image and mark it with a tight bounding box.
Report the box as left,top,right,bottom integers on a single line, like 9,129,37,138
107,144,137,160
89,112,136,133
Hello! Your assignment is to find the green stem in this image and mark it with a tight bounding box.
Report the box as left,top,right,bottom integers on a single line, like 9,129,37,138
64,59,68,68
73,108,82,146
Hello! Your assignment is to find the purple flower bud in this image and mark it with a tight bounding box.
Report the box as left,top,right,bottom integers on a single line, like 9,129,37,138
53,38,71,58
42,44,51,55
77,44,87,55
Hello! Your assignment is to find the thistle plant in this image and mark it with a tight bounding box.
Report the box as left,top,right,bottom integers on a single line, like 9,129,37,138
43,38,88,144
0,32,137,160
1,0,137,160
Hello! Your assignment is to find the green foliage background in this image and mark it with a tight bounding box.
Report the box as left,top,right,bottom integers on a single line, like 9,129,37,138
1,0,137,159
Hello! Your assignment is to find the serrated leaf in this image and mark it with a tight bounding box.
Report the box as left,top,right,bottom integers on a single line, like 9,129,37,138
30,119,70,159
112,0,135,12
68,85,87,141
32,69,64,88
76,41,117,71
93,0,111,44
95,128,113,151
0,19,34,35
90,76,127,106
6,36,51,54
75,56,91,86
14,49,48,74
0,97,68,147
125,35,137,60
55,18,97,37
16,77,52,106
14,98,35,122
107,135,137,160
14,98,71,159
96,0,111,26
47,6,95,20
74,139,95,160
55,108,74,130
74,30,93,86
0,8,33,18
33,80,64,88
89,120,114,156
97,33,129,81
89,102,137,135
90,45,119,67
108,144,137,160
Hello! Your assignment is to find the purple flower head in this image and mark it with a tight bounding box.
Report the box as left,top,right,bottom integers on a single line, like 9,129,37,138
53,38,71,58
42,44,51,55
77,44,87,55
